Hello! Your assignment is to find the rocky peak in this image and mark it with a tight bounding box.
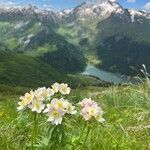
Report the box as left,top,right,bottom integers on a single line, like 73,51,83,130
0,5,57,23
58,0,124,22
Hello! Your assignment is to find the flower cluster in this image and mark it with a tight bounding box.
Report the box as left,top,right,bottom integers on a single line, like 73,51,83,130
79,98,105,123
17,83,104,125
44,98,76,125
17,87,54,113
51,83,70,95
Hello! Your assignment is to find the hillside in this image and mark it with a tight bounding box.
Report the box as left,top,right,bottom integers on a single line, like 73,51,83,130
0,1,150,77
0,52,68,87
0,52,104,88
96,36,150,75
0,79,150,149
57,0,150,76
0,5,86,73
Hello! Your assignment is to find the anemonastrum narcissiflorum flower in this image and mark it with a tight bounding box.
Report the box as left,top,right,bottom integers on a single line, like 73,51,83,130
44,98,76,125
79,98,104,123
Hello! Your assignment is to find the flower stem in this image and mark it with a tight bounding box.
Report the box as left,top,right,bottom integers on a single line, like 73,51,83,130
31,113,37,150
83,123,91,148
73,121,87,150
58,123,65,150
78,121,87,142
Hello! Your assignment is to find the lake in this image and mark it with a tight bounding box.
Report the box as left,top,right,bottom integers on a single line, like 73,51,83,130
82,65,128,84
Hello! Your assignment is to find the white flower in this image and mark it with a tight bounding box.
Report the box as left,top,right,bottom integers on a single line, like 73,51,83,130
50,98,76,114
42,88,54,100
17,101,27,111
17,87,54,113
51,83,71,95
51,82,60,93
59,83,71,95
81,106,103,121
34,87,47,101
50,98,67,109
43,98,76,125
65,102,77,114
80,98,104,123
44,104,66,125
33,87,54,101
17,91,34,111
79,98,98,108
29,100,45,113
43,103,51,113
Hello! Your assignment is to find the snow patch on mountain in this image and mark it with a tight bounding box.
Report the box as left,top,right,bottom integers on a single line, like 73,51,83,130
14,21,30,29
129,9,150,24
0,1,150,25
129,9,150,19
0,5,57,23
58,0,125,22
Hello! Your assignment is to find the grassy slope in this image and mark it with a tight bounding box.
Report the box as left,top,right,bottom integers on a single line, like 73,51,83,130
0,52,102,88
0,52,71,88
57,23,101,67
0,81,149,149
0,20,86,73
0,20,44,50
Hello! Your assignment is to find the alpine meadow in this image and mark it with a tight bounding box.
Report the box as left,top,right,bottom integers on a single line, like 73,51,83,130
0,0,150,150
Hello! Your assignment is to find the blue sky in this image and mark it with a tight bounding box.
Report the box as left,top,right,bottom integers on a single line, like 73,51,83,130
1,0,150,11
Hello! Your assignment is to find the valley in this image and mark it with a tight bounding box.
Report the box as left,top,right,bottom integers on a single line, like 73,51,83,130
0,0,150,149
83,64,127,84
0,0,150,86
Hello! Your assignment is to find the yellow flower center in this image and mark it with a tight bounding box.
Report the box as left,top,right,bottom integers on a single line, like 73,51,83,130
89,108,96,115
35,102,40,109
26,95,33,102
21,100,27,106
57,102,63,108
53,111,59,118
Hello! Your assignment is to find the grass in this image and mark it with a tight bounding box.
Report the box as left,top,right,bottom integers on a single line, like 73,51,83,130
0,80,150,150
5,38,19,50
57,26,80,45
26,44,57,57
84,51,102,66
0,52,69,88
0,52,102,88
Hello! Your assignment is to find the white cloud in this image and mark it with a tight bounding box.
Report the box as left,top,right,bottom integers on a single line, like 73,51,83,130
110,0,116,2
143,2,150,12
42,4,53,10
0,0,17,6
127,0,136,3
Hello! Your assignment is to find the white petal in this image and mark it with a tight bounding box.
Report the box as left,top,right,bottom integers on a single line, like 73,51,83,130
70,110,77,114
43,108,49,113
54,117,62,125
97,117,105,123
17,106,23,111
47,116,54,122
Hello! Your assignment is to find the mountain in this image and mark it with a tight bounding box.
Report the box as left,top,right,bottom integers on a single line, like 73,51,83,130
58,0,150,43
0,0,150,79
57,0,150,75
57,0,126,52
59,0,124,22
0,5,57,23
0,5,86,74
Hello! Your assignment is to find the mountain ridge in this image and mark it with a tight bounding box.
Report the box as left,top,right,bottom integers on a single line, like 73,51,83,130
0,1,150,24
0,1,150,77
